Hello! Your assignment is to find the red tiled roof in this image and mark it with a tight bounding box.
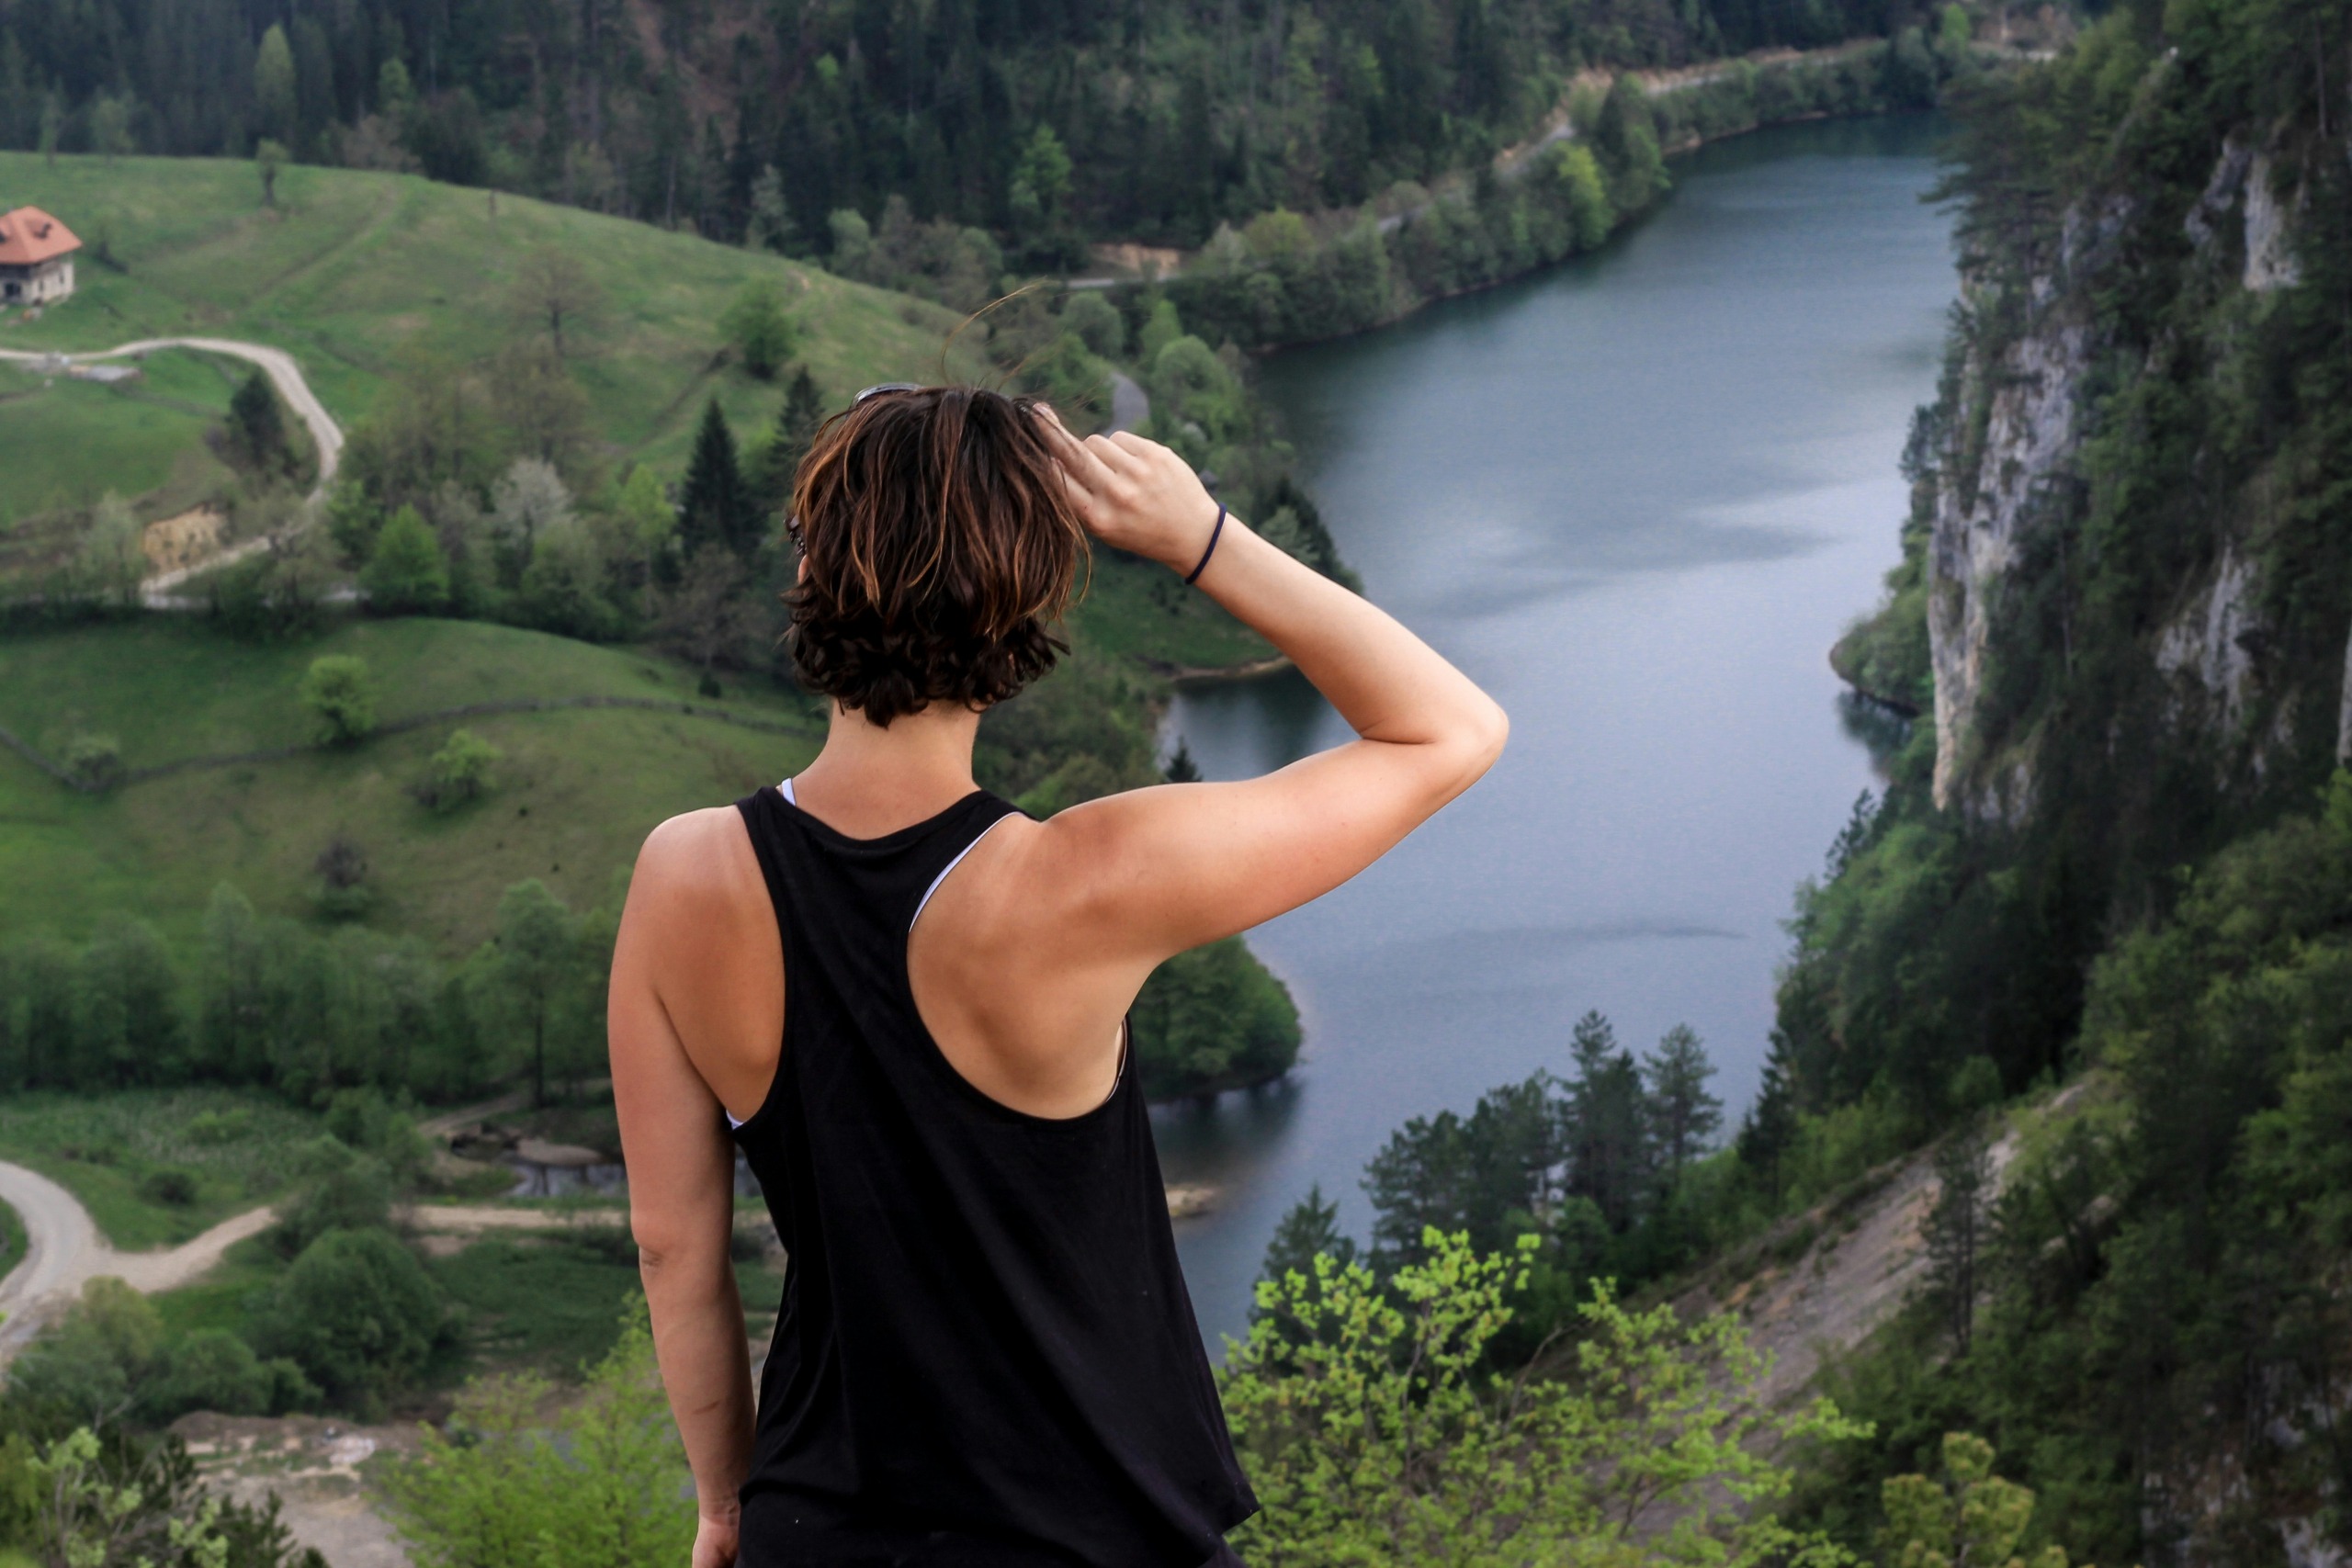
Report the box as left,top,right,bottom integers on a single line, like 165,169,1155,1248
0,207,82,266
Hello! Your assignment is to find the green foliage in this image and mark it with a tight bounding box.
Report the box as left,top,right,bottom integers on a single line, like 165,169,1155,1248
378,1302,695,1568
1880,1433,2095,1568
416,729,502,813
296,656,378,746
1059,292,1125,358
76,492,146,611
718,280,800,381
1356,1016,1729,1333
1131,939,1302,1100
7,1279,163,1431
677,400,756,560
1221,1229,1866,1566
492,880,587,1109
362,506,451,615
0,1091,327,1247
226,371,291,480
267,1144,393,1258
253,1227,447,1415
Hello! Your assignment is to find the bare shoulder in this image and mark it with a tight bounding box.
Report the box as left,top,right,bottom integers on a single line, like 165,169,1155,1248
624,807,768,934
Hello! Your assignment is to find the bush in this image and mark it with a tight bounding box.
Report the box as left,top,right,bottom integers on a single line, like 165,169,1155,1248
254,1227,447,1415
414,729,502,812
60,731,124,792
719,279,799,379
137,1167,198,1207
299,655,379,746
1220,1230,1864,1565
146,1329,279,1419
379,1301,693,1568
269,1145,393,1257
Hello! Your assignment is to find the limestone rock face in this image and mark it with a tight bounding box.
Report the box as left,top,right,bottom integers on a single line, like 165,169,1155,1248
1928,136,2313,818
1926,306,2089,819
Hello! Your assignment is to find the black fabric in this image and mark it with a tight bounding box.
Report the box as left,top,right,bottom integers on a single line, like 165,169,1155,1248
729,784,1257,1567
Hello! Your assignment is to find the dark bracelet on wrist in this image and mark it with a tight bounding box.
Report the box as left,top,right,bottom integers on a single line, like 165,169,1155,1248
1184,503,1227,586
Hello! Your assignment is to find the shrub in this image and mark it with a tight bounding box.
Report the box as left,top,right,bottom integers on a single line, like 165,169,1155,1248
719,278,799,379
254,1227,447,1415
299,655,379,746
269,1145,393,1257
137,1167,198,1207
311,832,372,918
379,1301,694,1568
60,731,124,792
414,728,502,812
1220,1230,1864,1565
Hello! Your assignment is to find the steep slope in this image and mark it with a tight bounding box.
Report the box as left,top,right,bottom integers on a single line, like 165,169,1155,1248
1767,3,2352,1560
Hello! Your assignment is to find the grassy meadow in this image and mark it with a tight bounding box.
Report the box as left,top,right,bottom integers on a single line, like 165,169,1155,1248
0,1089,329,1248
0,150,989,496
0,616,831,953
0,348,249,530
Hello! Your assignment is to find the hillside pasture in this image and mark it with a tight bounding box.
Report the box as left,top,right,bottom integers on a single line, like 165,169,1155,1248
0,616,826,953
0,152,989,475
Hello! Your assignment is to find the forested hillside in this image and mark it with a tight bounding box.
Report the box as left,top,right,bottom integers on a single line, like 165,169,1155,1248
1754,0,2352,1553
2,0,1938,260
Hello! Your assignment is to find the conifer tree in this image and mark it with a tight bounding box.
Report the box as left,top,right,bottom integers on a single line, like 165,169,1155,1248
1642,1023,1723,1188
1925,1126,1995,1353
679,399,754,558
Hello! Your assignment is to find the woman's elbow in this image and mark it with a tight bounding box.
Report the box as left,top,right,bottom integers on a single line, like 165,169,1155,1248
1451,695,1509,785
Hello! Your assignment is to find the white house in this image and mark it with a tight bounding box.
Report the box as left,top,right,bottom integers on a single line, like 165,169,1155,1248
0,207,81,305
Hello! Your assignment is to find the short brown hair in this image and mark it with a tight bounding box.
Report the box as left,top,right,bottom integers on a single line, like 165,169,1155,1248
785,386,1085,726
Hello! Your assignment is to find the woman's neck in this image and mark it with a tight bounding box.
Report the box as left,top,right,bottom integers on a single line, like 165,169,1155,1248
789,700,984,837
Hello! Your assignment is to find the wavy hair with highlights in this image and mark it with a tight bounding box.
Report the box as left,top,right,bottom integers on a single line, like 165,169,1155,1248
784,386,1087,726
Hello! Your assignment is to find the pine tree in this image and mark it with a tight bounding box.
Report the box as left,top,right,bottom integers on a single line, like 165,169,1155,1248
1737,1027,1802,1201
229,369,288,474
1164,738,1202,784
1565,1011,1650,1231
752,367,826,517
1924,1125,1995,1353
679,399,754,558
1642,1023,1723,1189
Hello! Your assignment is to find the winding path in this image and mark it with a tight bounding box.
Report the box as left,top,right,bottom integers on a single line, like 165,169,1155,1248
0,1161,274,1365
0,336,345,602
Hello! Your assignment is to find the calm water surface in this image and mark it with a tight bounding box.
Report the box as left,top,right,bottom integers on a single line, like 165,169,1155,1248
1156,115,1955,1346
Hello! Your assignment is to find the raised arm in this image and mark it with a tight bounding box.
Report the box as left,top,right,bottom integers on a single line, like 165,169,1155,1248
1035,412,1507,961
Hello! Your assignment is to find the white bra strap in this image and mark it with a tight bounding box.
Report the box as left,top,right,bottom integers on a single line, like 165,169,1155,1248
911,815,1012,931
779,775,797,804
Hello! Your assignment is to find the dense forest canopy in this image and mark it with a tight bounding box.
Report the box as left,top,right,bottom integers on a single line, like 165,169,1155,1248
2,0,1932,254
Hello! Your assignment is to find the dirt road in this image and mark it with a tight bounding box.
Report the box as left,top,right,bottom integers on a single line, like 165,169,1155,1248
0,335,345,601
0,1160,275,1363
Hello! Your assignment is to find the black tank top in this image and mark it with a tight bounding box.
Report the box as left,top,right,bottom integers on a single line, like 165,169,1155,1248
728,784,1258,1566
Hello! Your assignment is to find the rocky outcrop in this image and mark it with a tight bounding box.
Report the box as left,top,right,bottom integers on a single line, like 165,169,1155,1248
2155,544,2262,733
1929,132,2314,816
1926,304,2090,818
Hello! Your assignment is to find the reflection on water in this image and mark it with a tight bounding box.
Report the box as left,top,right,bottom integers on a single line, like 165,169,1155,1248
1158,113,1958,1347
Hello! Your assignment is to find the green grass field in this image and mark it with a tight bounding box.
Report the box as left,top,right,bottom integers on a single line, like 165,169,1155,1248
0,152,987,474
0,1089,327,1247
147,1234,285,1339
0,348,248,531
0,616,830,952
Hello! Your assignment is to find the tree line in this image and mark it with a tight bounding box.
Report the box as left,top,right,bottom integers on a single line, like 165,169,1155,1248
4,0,1950,265
1168,29,1973,348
